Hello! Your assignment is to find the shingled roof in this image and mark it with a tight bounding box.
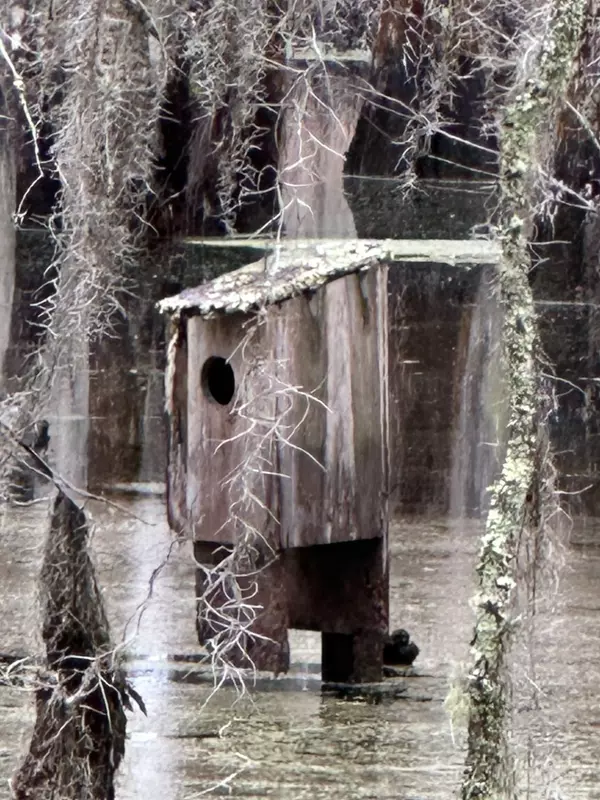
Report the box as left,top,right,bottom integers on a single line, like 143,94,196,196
157,238,502,318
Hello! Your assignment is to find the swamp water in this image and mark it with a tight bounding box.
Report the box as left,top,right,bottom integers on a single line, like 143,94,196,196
0,498,599,799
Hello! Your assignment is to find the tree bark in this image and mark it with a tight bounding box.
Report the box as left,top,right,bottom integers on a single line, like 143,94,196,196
0,85,16,391
462,3,587,798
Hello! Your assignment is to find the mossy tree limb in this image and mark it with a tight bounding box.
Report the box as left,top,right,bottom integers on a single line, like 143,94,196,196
462,3,587,799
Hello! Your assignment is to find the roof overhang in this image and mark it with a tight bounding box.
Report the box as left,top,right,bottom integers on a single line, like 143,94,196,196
157,238,502,318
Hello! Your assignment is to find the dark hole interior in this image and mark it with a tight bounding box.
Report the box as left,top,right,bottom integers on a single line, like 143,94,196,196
201,356,235,405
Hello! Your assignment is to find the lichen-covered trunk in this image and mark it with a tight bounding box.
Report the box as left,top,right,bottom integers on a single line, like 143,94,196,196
462,3,587,798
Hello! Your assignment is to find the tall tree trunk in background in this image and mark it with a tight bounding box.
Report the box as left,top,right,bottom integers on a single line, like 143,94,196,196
0,84,15,392
462,3,587,798
279,70,362,238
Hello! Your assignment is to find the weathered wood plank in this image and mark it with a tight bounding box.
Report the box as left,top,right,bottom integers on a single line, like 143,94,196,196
185,313,280,547
272,270,387,548
348,267,389,541
177,275,388,549
274,293,328,549
323,270,386,543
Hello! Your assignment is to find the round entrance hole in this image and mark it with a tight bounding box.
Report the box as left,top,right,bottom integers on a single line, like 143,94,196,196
201,356,235,405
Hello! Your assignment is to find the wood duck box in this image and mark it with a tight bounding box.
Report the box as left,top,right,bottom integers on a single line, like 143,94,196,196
158,238,500,681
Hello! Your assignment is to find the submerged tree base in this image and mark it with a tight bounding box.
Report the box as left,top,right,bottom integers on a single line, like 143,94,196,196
12,491,143,800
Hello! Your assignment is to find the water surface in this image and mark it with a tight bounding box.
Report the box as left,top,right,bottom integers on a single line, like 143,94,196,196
0,499,598,798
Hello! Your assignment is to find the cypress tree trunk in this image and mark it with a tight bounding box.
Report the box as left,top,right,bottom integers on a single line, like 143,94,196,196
462,4,587,798
12,491,144,800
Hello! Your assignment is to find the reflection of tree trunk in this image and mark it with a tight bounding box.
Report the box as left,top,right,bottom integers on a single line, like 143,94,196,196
48,337,90,490
12,490,140,800
450,268,506,519
462,4,586,798
0,90,16,391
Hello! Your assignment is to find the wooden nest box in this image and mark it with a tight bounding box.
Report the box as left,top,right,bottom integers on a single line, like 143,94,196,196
158,238,501,682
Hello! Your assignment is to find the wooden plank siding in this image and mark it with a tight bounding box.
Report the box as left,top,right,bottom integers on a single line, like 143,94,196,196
275,268,388,547
323,268,388,545
273,291,328,549
172,267,389,550
185,312,280,548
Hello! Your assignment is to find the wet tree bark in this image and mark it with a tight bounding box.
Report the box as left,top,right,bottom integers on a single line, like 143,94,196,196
0,84,16,391
462,3,587,799
12,490,142,800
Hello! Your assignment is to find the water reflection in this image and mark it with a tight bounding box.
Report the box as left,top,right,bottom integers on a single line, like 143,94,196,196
0,497,599,798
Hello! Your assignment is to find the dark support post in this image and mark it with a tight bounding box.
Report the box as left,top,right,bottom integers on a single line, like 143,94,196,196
322,632,354,683
194,535,387,682
287,537,388,683
322,629,385,684
194,541,290,675
352,629,385,683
